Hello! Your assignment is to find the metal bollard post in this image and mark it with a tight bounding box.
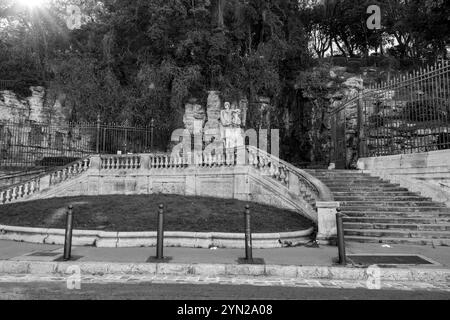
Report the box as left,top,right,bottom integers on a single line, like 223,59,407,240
336,209,347,265
156,204,164,260
63,205,74,261
244,204,253,261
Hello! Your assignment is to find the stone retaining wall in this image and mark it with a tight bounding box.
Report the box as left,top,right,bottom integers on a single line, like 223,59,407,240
357,149,450,206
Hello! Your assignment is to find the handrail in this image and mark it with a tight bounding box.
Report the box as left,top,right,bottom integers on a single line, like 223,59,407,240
0,157,90,204
241,145,334,202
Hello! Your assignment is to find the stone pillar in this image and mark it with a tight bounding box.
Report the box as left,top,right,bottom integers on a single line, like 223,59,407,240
88,155,101,172
140,154,150,172
316,201,340,245
39,175,51,192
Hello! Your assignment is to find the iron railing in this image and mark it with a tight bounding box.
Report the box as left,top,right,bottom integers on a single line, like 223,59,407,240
360,60,450,157
331,59,450,165
0,120,172,170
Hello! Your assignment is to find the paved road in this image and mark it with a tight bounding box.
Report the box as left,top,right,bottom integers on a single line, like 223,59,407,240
0,281,449,300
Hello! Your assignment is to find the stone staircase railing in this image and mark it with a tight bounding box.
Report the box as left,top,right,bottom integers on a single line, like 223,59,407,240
101,155,141,170
0,158,90,205
243,146,334,207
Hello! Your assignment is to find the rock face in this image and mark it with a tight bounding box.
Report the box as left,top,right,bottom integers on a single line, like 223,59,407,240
0,90,30,122
0,87,93,166
0,86,67,125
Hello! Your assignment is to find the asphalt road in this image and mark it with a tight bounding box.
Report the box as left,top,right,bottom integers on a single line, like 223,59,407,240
0,282,449,300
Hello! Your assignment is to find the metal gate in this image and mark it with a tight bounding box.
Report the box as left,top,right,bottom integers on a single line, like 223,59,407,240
330,106,347,169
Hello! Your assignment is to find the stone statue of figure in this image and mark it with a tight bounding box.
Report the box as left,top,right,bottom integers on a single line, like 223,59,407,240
220,102,233,127
232,108,241,127
220,101,243,148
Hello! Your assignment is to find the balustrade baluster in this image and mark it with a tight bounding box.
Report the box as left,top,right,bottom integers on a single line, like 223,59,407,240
24,182,29,195
284,169,289,185
5,189,11,203
279,167,286,183
12,187,17,200
0,191,4,204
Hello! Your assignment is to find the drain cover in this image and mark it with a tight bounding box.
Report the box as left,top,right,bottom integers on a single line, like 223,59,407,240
347,255,434,265
27,252,60,257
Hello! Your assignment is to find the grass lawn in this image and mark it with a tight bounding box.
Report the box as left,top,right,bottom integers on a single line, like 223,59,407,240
0,195,314,233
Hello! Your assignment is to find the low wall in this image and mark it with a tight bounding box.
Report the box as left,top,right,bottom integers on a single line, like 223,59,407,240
0,225,314,249
357,149,450,206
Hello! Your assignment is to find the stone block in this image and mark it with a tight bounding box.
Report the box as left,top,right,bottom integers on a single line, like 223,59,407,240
316,202,340,242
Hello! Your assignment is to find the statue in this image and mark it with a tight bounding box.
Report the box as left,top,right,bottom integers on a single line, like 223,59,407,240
220,101,243,148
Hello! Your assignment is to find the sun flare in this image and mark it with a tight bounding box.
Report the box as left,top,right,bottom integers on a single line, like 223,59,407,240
18,0,46,9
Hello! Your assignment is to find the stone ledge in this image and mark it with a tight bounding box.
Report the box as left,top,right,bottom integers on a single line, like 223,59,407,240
1,260,449,283
0,224,314,249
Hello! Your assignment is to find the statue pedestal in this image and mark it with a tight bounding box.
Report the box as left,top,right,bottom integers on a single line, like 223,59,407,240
224,127,244,149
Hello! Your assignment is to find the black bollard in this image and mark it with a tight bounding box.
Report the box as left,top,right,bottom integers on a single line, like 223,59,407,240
63,205,74,261
336,209,347,265
156,204,164,259
244,204,253,261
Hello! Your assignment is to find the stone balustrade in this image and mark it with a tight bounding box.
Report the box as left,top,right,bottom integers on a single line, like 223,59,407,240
101,155,141,170
244,146,333,204
0,158,90,205
0,148,338,244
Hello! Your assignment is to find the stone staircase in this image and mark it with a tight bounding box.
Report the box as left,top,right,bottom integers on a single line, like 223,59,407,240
305,169,450,246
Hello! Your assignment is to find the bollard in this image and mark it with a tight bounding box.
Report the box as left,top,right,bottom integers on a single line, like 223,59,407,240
156,204,164,260
244,204,253,261
336,209,347,265
63,205,74,261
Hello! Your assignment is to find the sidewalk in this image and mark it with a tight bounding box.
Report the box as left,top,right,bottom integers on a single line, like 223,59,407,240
1,240,449,267
1,240,450,285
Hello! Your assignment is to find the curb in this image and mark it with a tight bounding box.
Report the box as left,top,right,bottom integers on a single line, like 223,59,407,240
0,225,314,249
1,260,449,283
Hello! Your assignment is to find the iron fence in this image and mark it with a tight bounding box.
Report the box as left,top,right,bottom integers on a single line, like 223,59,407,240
359,60,450,157
0,120,172,170
330,59,450,166
0,80,17,91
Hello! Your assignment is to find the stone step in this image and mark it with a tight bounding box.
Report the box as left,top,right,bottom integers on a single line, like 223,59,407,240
344,235,450,246
316,176,382,180
305,170,358,174
332,191,419,197
342,211,450,218
343,216,450,224
335,196,433,202
328,187,410,192
339,201,447,208
344,229,450,239
344,222,450,231
341,206,450,212
325,182,400,187
316,176,389,183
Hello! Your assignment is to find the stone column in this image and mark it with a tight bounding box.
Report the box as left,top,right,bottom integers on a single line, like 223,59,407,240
316,201,340,245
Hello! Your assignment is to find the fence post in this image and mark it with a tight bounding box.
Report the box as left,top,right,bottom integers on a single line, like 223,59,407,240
96,114,101,154
63,205,74,261
156,204,164,260
150,118,155,152
336,209,347,265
